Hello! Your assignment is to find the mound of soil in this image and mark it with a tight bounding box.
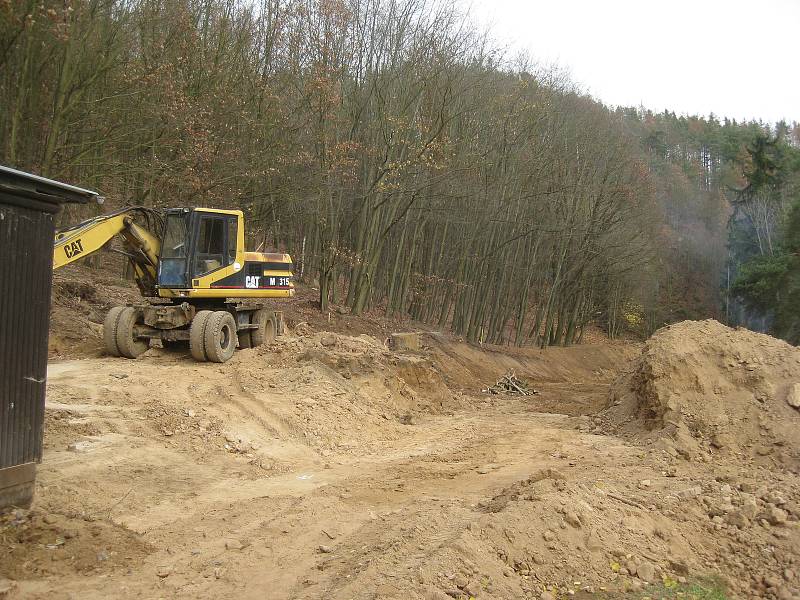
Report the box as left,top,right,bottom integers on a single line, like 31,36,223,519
227,330,468,456
604,320,800,467
50,259,141,359
0,507,151,581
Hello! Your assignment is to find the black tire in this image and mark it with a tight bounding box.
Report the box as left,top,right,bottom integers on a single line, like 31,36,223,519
102,306,126,357
190,310,213,362
251,309,276,347
116,307,149,359
203,311,237,363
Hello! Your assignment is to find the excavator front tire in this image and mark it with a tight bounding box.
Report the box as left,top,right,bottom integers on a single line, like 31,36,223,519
103,306,126,357
204,311,237,363
190,310,213,362
250,309,276,348
116,307,149,359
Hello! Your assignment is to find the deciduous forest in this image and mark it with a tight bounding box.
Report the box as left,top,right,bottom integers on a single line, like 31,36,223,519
2,0,798,345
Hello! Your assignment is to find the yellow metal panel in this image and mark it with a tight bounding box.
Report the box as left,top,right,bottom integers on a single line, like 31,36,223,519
53,213,160,274
262,271,293,277
194,208,243,217
243,251,293,263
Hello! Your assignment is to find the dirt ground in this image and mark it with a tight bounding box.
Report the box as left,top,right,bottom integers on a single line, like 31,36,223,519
2,276,799,600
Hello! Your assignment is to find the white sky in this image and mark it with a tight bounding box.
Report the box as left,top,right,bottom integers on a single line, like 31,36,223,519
469,0,800,124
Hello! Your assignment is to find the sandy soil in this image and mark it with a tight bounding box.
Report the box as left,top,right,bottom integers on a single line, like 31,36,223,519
3,313,799,599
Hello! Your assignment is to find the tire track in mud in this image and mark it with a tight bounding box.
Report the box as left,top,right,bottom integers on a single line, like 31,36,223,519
227,367,300,441
31,337,651,600
279,408,577,599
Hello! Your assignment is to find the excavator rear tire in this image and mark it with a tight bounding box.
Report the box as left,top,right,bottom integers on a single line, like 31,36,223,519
103,306,126,357
190,310,213,362
116,307,149,359
250,309,276,348
204,311,237,363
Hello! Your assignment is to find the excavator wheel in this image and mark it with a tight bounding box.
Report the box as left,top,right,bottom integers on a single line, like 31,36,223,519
190,310,213,362
102,306,126,357
116,307,149,359
250,309,276,348
203,311,237,363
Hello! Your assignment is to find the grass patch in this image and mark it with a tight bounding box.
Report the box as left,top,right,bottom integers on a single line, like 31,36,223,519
585,577,729,599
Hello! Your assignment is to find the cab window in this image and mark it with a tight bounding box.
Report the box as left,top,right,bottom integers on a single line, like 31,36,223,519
158,212,190,288
194,215,226,276
161,214,188,258
193,214,238,277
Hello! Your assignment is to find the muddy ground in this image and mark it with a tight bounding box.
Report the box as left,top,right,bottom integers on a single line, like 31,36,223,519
1,274,799,600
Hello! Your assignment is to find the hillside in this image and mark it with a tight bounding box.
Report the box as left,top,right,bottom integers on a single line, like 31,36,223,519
4,1,798,348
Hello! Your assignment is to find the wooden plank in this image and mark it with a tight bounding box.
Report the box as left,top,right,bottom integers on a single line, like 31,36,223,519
0,462,36,490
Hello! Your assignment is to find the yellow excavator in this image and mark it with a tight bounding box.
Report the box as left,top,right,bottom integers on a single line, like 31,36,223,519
54,206,294,363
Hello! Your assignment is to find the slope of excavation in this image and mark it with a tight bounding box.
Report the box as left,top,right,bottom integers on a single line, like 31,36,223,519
1,321,798,599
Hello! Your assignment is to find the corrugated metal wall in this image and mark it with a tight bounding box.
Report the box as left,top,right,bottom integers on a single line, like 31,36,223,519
0,200,54,469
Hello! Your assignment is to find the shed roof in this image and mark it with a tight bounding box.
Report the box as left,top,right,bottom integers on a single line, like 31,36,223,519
0,165,101,213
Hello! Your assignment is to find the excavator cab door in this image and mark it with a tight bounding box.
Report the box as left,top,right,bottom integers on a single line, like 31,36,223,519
191,212,233,279
157,210,191,288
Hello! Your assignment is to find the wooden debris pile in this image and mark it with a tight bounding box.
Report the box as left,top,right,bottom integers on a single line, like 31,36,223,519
483,371,538,396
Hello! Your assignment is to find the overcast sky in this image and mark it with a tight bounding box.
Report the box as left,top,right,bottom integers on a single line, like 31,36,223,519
470,0,800,125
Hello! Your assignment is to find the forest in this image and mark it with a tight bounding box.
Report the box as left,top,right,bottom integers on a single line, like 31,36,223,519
2,0,798,345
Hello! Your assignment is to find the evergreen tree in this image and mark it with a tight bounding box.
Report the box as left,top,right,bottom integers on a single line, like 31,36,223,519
732,196,800,344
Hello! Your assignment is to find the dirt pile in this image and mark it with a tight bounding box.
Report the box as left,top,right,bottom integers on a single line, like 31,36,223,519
23,278,800,600
50,261,141,359
0,506,150,581
229,328,468,455
603,320,800,467
410,463,800,600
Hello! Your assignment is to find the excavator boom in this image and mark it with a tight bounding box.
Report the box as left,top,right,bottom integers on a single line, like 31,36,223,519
53,207,163,296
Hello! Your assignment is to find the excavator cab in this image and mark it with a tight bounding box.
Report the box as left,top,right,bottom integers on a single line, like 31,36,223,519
158,208,241,290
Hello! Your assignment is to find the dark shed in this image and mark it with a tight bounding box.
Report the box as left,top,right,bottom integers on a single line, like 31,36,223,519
0,165,99,510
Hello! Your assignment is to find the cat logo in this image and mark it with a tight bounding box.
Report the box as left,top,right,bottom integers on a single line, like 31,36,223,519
63,239,84,259
245,275,260,289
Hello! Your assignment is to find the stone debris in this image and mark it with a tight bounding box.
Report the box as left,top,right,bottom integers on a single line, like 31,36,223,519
156,566,172,578
320,333,338,347
389,332,421,352
0,579,18,598
603,320,800,464
224,539,245,551
786,383,800,409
